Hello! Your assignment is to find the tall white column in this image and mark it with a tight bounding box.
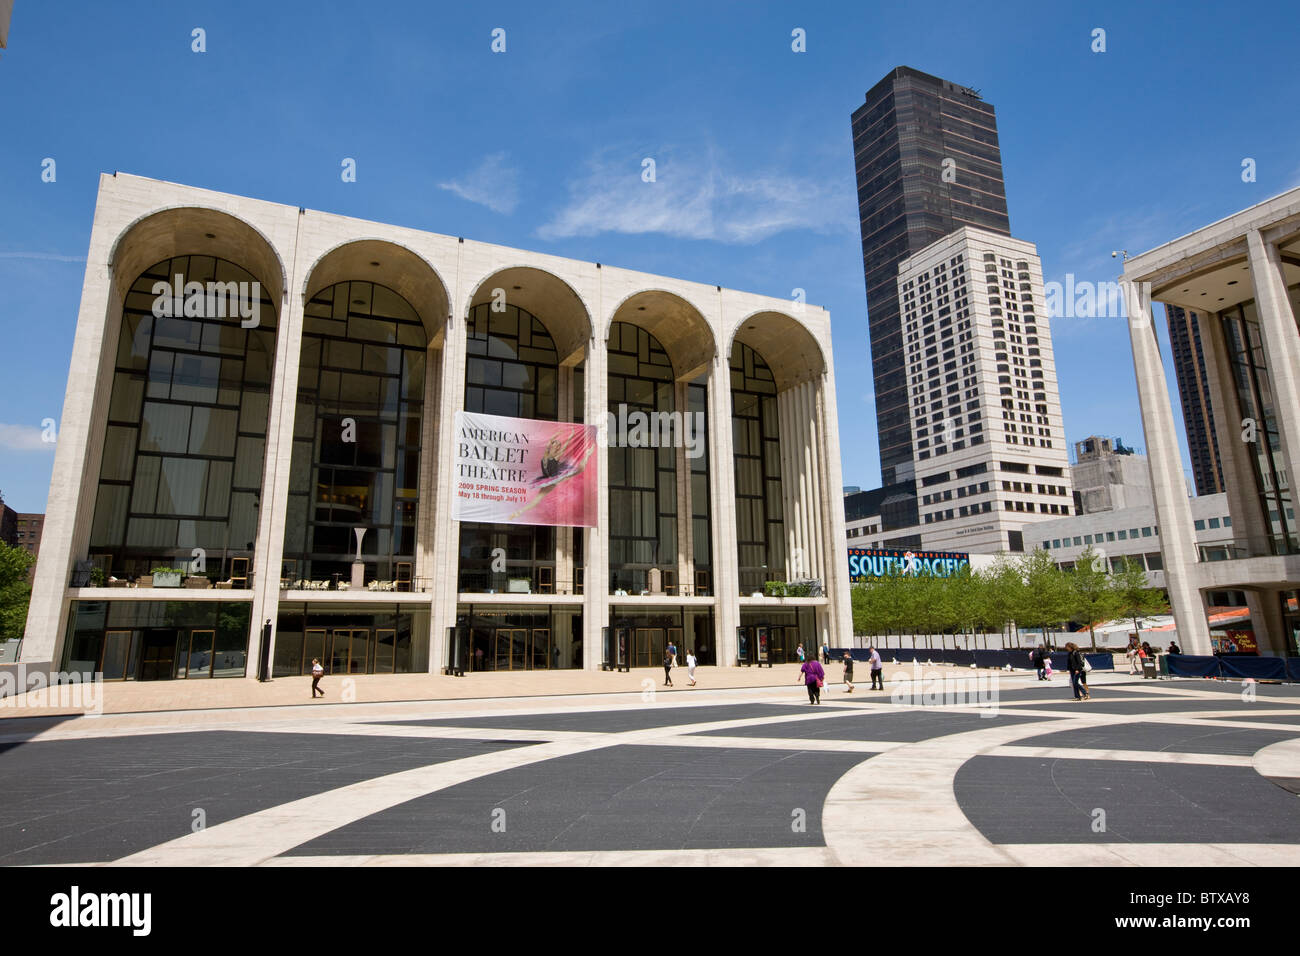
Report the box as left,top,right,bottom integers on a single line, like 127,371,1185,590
707,351,740,664
246,238,306,677
1123,279,1212,653
582,328,609,671
22,237,124,666
816,370,854,646
429,266,466,672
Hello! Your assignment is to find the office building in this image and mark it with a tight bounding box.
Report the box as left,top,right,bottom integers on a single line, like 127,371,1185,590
1165,304,1225,496
851,66,1012,485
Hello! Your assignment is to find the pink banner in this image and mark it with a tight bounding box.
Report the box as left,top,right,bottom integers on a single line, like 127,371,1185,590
452,411,598,527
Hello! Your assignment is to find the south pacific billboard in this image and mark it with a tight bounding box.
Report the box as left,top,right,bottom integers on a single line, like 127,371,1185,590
452,411,598,528
848,547,970,583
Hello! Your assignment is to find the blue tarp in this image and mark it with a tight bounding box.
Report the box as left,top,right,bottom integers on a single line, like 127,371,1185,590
1218,655,1288,680
1289,658,1300,682
1165,654,1222,678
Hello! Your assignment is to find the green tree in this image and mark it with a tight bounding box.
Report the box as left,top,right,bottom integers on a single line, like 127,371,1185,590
0,540,36,643
1110,557,1169,639
1015,548,1073,648
974,557,1021,645
1069,546,1123,650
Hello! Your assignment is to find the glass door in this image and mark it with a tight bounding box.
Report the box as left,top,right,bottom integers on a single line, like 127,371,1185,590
328,630,350,675
304,628,327,675
178,629,216,679
101,630,134,681
635,628,666,667
348,629,371,674
374,629,396,673
494,628,527,670
139,629,177,681
530,628,551,669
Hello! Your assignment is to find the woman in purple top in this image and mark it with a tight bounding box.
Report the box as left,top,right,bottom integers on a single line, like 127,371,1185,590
798,657,826,704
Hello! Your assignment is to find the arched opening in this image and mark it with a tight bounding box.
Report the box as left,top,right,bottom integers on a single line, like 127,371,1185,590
279,280,427,588
457,268,591,672
71,253,279,680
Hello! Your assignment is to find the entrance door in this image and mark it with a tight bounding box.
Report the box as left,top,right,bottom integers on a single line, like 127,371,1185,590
530,629,551,669
177,629,216,679
494,628,527,670
328,630,350,675
635,628,665,667
101,630,134,681
768,625,785,663
139,629,177,681
347,629,371,674
374,629,396,673
304,628,327,675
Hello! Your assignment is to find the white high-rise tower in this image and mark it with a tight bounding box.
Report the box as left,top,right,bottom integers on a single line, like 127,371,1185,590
896,227,1073,553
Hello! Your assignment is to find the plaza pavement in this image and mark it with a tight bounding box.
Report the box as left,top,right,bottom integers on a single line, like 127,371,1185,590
0,659,1013,717
0,668,1297,867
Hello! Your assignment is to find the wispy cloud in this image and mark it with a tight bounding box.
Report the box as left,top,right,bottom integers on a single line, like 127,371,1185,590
438,152,520,215
537,147,856,244
0,423,55,452
0,252,86,263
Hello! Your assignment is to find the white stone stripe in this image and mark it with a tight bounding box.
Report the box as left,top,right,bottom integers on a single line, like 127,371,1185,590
258,847,838,867
986,745,1254,766
998,843,1300,867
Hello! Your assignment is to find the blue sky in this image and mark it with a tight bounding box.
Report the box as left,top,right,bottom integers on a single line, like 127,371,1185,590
2,0,1298,512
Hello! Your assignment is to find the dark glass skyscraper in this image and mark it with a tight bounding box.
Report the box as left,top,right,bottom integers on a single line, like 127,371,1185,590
1166,304,1224,495
852,66,1011,484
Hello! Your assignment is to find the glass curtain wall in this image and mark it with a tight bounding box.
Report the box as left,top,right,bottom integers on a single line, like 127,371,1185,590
688,379,712,595
89,256,277,581
62,599,252,679
608,322,677,594
457,303,566,592
282,281,425,585
730,342,785,594
1220,301,1297,554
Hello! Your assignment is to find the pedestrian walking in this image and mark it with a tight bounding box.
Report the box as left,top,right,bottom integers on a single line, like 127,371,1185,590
821,642,830,665
667,639,678,668
310,658,324,698
1066,641,1090,701
1125,641,1140,675
796,643,806,663
686,649,698,686
1032,645,1049,681
798,656,826,704
842,651,854,693
868,645,883,690
663,649,674,687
